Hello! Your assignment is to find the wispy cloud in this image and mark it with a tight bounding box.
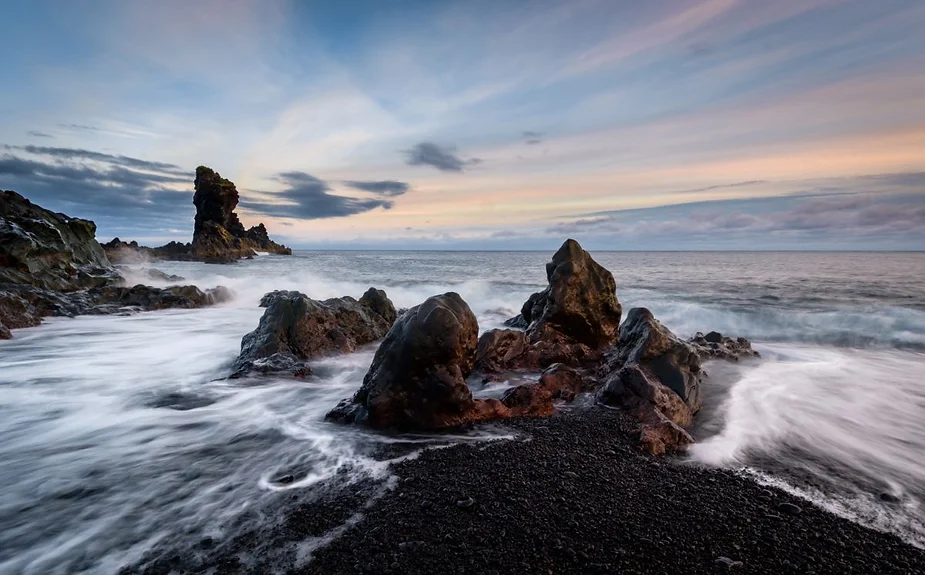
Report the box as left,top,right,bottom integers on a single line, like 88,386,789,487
27,131,53,139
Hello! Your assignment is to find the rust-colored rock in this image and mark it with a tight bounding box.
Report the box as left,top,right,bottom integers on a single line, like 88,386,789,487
517,239,622,349
636,404,694,456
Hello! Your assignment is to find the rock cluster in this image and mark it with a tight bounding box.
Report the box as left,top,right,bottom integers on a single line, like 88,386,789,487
1,190,232,339
102,167,291,264
689,331,761,361
231,288,397,377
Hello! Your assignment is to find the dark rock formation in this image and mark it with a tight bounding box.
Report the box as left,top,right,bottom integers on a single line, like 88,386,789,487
0,190,233,338
596,307,703,454
191,166,292,262
101,167,291,264
326,293,511,429
511,239,622,349
491,240,621,372
1,190,119,291
231,288,396,377
689,331,760,361
605,307,703,412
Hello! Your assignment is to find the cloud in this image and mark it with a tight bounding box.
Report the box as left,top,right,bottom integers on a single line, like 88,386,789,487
12,145,186,175
549,188,925,247
27,131,53,139
57,123,100,132
342,179,410,197
240,171,393,220
522,130,544,145
0,146,194,238
404,142,480,172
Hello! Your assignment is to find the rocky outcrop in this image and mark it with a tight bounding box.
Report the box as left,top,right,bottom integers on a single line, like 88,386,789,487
1,190,119,291
509,239,621,347
689,331,760,361
488,240,621,373
596,308,703,454
1,190,232,339
326,293,512,429
231,288,396,377
102,167,291,264
190,167,292,263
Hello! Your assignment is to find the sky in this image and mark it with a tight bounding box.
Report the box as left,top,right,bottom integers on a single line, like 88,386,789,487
1,0,924,250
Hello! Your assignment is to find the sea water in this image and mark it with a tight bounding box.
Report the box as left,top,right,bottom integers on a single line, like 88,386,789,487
1,251,923,572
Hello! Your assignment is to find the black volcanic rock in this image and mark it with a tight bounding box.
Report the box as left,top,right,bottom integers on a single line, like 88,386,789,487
326,293,511,429
484,239,621,373
1,190,120,291
232,288,396,377
101,167,292,264
0,190,233,338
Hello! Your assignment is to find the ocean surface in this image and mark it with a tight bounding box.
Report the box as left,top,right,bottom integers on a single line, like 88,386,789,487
1,250,924,573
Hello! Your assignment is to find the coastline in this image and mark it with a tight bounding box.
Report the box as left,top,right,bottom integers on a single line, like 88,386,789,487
126,407,925,574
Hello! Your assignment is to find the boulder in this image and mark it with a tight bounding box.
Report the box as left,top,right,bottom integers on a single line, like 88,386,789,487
1,190,119,291
637,405,694,456
607,307,702,413
688,331,760,361
326,293,507,429
232,288,396,377
519,239,622,349
595,308,704,454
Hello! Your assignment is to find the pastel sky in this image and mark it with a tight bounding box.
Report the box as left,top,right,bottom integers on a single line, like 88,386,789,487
1,0,924,249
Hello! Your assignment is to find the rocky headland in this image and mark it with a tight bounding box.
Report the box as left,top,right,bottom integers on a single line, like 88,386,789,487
103,166,291,264
0,190,232,339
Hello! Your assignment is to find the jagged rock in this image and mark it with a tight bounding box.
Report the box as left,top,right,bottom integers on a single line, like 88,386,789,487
1,190,119,291
232,288,396,377
90,284,233,310
0,291,42,336
0,322,10,340
495,240,620,372
606,307,703,413
326,293,512,429
191,167,291,263
102,167,291,264
689,331,760,361
597,364,693,427
595,308,704,454
512,239,622,349
637,405,694,455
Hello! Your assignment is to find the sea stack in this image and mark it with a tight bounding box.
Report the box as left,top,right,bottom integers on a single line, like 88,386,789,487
190,166,292,263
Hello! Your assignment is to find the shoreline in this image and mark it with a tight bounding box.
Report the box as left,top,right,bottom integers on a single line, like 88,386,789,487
127,407,925,574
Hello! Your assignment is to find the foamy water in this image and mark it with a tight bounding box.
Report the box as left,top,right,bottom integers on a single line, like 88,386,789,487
1,250,924,571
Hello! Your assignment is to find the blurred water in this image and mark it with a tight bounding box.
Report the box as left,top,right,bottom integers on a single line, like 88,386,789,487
1,250,924,572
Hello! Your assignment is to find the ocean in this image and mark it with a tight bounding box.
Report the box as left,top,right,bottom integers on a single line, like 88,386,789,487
1,250,923,573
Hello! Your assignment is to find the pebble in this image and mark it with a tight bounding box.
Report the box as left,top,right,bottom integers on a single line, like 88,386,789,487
563,471,579,479
778,502,802,516
456,497,475,509
715,556,744,569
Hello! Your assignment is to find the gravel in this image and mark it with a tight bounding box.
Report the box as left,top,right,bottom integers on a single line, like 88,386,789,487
126,407,925,574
